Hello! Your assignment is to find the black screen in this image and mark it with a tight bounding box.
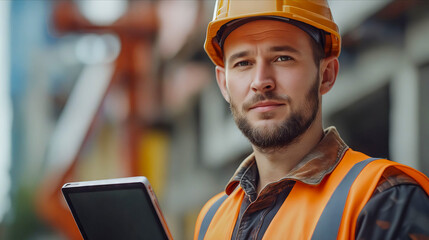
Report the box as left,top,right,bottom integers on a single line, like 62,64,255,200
67,186,167,240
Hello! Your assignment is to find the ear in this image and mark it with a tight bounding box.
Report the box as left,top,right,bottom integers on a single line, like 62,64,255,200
215,66,231,103
319,56,339,95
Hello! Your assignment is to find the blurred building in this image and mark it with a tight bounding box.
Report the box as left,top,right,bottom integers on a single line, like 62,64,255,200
0,0,428,240
326,0,429,175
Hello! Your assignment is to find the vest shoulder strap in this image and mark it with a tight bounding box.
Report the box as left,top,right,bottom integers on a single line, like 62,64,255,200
198,194,228,240
311,158,380,240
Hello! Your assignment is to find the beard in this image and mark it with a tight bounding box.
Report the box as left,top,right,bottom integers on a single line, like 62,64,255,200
230,76,320,151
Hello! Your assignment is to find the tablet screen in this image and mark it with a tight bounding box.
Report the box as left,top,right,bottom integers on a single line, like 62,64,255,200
64,183,168,240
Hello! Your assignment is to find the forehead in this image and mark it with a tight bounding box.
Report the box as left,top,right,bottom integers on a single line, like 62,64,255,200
223,20,313,58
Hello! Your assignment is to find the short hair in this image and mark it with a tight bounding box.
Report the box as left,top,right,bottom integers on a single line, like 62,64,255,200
308,33,326,65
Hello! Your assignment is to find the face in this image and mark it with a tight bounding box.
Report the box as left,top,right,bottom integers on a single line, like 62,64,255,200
216,20,326,150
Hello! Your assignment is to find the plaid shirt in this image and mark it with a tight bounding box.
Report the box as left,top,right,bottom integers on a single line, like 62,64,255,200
224,127,429,240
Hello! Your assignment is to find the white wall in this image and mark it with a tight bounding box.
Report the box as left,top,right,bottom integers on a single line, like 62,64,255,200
324,12,429,169
0,0,12,223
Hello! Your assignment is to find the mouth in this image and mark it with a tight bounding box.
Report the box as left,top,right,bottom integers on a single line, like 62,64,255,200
249,101,285,112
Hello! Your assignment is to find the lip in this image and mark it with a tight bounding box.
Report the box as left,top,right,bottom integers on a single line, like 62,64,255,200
249,101,285,112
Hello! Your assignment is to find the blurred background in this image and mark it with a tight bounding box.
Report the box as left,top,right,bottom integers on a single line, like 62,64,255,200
0,0,428,239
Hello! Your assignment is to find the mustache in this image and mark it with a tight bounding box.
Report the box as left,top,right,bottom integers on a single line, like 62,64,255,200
242,92,291,110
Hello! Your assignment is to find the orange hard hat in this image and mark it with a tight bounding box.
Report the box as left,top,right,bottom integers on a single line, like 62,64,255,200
204,0,341,67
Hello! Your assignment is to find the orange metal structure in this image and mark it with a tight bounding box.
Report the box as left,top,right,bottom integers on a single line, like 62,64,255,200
36,1,159,238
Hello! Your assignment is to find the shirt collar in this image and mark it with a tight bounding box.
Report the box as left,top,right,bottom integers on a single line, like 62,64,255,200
225,126,349,195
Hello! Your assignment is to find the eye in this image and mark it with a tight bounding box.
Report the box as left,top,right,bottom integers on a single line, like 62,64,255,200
234,60,251,67
275,56,293,62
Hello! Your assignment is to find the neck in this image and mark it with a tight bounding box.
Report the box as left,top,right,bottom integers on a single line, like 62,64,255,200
254,118,324,194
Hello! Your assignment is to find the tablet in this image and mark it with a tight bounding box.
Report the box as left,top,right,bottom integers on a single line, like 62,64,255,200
62,176,173,240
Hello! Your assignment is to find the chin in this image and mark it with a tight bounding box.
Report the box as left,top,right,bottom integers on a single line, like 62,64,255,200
251,119,284,132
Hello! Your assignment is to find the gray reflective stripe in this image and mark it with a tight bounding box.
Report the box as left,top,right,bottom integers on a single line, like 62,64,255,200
198,194,228,240
311,158,380,240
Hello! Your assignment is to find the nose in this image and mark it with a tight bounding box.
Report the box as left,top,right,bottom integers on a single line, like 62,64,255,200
250,62,275,93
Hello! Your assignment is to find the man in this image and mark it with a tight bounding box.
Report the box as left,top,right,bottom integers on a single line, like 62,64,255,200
195,1,429,240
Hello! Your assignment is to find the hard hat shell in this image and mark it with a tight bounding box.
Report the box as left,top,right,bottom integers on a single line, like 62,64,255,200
204,0,341,67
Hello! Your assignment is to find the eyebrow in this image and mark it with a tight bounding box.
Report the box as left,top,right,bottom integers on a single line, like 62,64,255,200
227,51,250,67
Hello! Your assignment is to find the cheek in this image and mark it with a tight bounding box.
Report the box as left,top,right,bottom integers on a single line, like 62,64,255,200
227,84,247,106
276,68,313,94
275,67,319,105
226,75,252,103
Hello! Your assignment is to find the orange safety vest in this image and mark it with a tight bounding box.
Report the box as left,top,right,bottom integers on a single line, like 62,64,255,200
194,149,429,240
